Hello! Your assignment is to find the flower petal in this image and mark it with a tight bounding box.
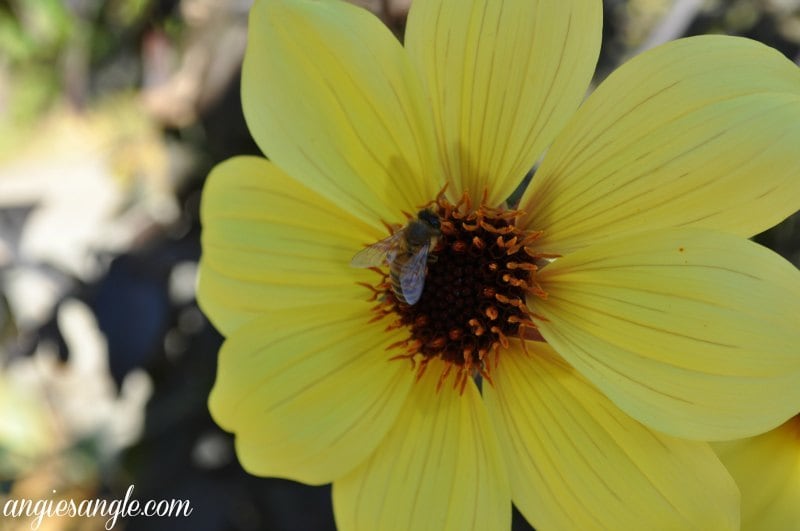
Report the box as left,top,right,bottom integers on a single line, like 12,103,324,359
405,0,601,205
209,301,414,485
243,0,441,227
197,156,382,336
484,343,739,531
532,228,800,440
714,417,800,531
522,35,800,254
332,361,510,531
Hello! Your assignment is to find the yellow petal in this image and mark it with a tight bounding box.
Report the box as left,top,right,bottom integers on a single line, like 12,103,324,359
242,0,441,227
484,343,739,531
533,228,800,440
522,36,800,254
405,0,601,205
332,360,510,531
197,156,381,336
714,417,800,531
209,301,414,485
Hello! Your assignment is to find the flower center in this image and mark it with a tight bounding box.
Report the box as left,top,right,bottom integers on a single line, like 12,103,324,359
364,191,549,392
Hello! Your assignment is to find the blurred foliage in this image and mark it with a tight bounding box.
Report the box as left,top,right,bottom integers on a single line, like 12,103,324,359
0,1,798,530
0,0,181,157
0,0,72,149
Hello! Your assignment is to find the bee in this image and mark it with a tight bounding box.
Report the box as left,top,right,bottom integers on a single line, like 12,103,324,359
350,209,441,305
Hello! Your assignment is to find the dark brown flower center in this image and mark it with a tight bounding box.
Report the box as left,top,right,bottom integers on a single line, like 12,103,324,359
364,191,549,391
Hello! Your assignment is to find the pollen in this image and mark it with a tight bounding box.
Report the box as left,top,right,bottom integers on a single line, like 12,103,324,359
366,190,549,392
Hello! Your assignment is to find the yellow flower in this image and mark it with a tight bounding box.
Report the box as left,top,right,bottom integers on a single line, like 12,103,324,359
198,0,800,529
713,416,800,531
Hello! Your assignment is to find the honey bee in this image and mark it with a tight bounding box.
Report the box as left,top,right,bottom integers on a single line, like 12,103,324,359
350,209,441,305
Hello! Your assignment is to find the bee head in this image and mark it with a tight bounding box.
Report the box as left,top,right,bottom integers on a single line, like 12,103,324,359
417,209,441,232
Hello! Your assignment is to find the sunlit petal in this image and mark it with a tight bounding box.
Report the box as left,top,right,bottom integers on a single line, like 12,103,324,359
209,302,413,485
333,361,510,531
714,417,800,531
522,36,800,254
197,156,380,335
485,342,739,530
405,0,601,204
243,0,442,227
533,228,800,440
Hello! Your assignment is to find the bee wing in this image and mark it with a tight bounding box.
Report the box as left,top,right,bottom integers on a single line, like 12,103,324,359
350,231,404,268
399,242,431,305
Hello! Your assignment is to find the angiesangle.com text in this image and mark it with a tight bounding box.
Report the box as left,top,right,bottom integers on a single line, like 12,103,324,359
2,485,193,530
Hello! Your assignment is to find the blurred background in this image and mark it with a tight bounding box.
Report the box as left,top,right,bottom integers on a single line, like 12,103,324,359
0,0,799,529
